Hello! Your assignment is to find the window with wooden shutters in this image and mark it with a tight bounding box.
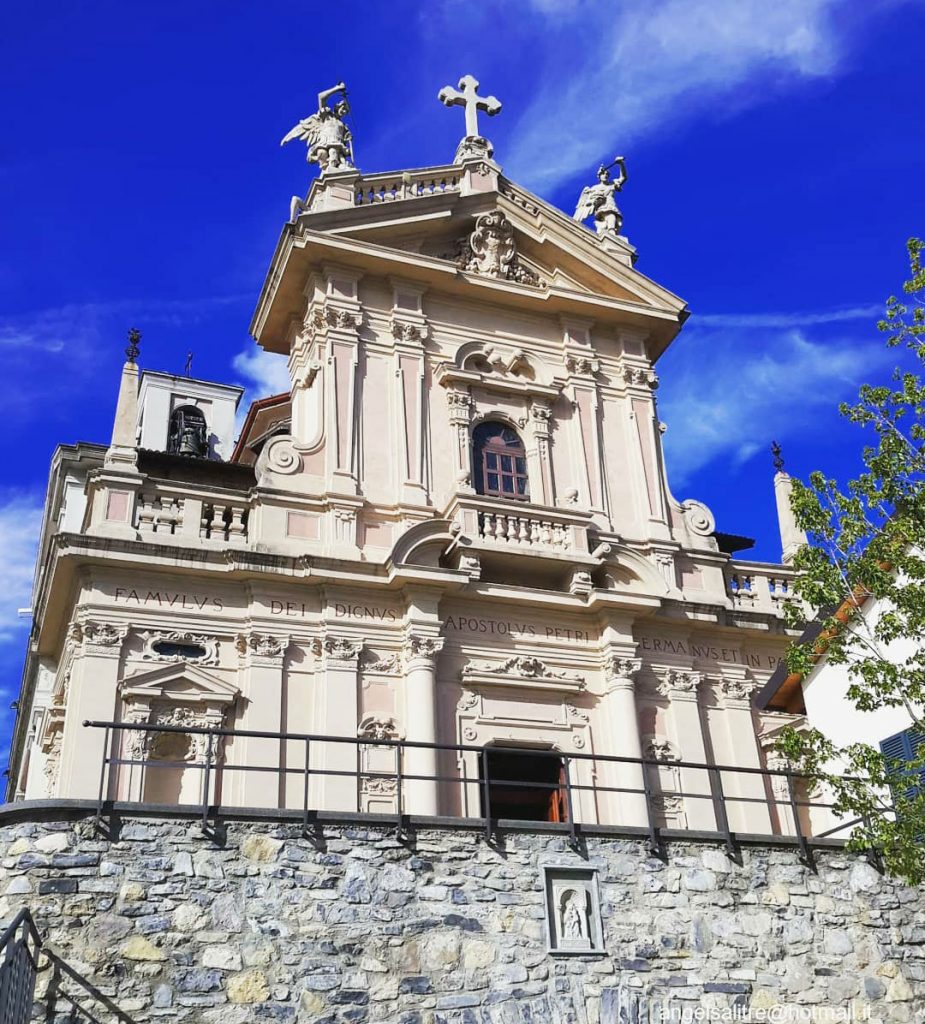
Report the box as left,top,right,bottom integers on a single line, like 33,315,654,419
472,422,529,501
880,727,925,807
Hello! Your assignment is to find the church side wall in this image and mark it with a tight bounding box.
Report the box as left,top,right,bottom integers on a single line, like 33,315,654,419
2,814,922,1022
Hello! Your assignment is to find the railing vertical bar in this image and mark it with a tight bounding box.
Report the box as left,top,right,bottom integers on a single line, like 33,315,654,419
786,770,814,869
302,738,311,836
563,757,578,850
394,740,403,836
480,749,492,844
201,731,214,830
641,757,662,857
709,765,737,858
95,725,111,832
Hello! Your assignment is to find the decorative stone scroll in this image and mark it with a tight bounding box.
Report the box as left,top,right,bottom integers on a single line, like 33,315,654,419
461,656,586,692
680,499,716,539
543,867,604,954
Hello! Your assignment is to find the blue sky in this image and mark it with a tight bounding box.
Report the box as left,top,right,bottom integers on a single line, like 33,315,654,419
1,1,924,764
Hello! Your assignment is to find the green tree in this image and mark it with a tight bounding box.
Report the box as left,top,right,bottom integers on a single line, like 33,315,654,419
778,237,925,885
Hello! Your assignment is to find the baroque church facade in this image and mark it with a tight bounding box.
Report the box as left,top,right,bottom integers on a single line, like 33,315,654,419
9,80,807,840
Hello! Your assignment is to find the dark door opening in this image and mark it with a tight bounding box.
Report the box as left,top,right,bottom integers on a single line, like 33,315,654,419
481,748,567,822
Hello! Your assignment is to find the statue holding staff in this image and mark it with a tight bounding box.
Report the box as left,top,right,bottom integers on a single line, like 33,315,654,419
574,156,628,236
281,83,354,173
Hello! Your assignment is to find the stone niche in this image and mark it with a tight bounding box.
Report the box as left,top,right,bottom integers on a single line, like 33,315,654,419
543,865,604,955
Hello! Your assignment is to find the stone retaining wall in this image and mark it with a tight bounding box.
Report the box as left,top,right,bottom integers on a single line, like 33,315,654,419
1,811,923,1022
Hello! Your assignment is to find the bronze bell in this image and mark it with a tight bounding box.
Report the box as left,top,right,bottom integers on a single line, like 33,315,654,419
168,407,208,458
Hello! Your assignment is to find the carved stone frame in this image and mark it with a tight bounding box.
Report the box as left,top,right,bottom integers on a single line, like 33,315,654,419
543,865,605,956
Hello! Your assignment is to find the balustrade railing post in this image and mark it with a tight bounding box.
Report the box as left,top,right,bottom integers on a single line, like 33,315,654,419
786,770,814,869
562,757,579,850
302,738,311,836
708,765,738,859
394,741,404,837
480,749,492,843
640,756,663,858
201,730,215,830
94,725,111,833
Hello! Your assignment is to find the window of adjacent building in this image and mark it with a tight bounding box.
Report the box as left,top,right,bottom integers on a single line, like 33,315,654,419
880,727,925,805
472,422,529,500
481,748,567,822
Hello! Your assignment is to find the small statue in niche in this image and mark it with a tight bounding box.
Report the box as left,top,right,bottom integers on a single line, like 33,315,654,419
574,156,628,236
281,83,354,173
560,888,590,942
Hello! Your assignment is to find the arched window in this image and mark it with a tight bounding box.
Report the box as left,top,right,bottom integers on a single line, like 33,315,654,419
167,405,208,457
472,422,529,500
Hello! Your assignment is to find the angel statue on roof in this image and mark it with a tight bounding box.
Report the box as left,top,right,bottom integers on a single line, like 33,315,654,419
574,156,628,236
281,83,354,173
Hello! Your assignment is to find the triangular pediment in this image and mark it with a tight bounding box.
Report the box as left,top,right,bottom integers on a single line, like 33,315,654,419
119,662,240,706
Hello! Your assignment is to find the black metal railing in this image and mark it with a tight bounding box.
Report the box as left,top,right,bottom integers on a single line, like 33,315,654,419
81,720,857,864
0,910,41,1024
0,907,135,1023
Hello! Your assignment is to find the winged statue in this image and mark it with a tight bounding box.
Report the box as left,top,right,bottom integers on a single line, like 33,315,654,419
281,83,354,173
574,157,628,236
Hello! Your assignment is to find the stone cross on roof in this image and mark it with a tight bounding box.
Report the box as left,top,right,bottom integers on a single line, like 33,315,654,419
439,75,502,162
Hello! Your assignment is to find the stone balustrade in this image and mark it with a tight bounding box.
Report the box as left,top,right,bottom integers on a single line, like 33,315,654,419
445,494,593,562
135,486,250,546
726,562,796,614
354,167,461,205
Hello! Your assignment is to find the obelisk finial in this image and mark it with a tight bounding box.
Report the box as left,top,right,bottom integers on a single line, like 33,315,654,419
438,75,502,163
771,440,784,473
125,327,141,364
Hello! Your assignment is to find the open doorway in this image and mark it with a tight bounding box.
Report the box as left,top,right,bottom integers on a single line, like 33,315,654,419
481,747,567,822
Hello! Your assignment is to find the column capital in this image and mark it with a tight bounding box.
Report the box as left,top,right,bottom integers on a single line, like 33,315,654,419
603,655,642,690
714,671,760,708
236,631,290,665
70,619,129,657
404,634,445,668
312,635,363,666
656,667,702,700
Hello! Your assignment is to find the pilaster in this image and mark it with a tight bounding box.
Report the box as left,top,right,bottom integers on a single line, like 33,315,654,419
235,631,290,807
601,654,646,826
312,633,363,810
390,281,431,508
710,668,772,833
656,668,715,830
58,620,128,800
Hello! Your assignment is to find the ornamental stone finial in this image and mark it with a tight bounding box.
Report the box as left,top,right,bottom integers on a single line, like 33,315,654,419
438,74,502,163
281,83,354,173
574,156,628,237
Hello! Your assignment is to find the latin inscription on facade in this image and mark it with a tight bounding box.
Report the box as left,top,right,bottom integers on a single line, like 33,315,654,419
637,636,779,670
114,588,225,612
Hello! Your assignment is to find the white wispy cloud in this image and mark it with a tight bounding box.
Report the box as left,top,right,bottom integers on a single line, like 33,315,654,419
0,494,43,647
231,347,291,436
695,305,881,328
504,0,903,191
658,322,893,486
232,348,290,398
